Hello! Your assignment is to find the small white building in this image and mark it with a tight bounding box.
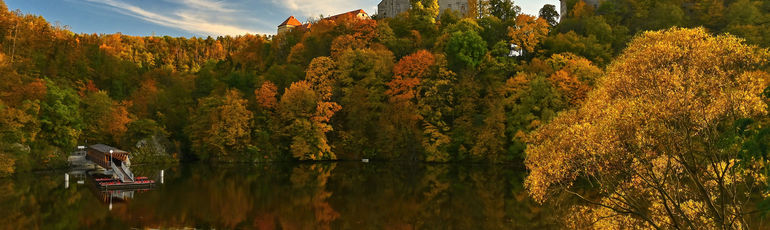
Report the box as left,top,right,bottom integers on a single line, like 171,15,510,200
509,44,523,57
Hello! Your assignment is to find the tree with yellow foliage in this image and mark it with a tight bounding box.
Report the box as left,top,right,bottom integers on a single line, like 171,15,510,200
412,0,440,24
525,28,770,229
279,81,340,160
305,57,337,100
187,90,253,160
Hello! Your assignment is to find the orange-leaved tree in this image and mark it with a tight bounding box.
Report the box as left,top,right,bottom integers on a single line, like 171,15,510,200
381,50,435,159
255,81,278,110
253,81,281,160
508,14,550,54
129,78,159,117
545,53,602,106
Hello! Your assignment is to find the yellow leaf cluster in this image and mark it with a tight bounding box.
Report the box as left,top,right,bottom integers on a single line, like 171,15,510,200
525,27,770,228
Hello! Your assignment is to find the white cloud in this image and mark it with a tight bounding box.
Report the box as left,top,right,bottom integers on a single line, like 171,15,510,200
172,0,236,13
84,0,265,36
273,0,378,18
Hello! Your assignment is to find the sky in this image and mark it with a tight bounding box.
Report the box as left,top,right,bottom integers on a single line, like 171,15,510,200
5,0,560,37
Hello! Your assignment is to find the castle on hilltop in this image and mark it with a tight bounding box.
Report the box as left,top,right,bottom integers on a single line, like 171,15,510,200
378,0,470,18
277,9,370,34
276,0,604,34
377,0,602,21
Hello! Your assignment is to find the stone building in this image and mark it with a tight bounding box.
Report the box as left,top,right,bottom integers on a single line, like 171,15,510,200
377,0,469,18
439,0,470,15
378,0,410,18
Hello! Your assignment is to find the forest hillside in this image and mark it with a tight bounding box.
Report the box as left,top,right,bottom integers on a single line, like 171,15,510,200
0,0,768,174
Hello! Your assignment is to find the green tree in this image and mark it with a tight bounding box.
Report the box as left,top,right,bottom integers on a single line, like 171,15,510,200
502,73,565,161
539,4,560,26
724,0,769,46
333,49,394,159
486,0,521,20
39,79,82,150
542,31,613,65
122,119,167,148
80,91,110,143
445,30,487,70
645,2,686,30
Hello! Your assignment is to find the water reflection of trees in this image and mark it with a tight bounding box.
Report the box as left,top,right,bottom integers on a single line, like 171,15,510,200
324,163,565,229
0,174,94,229
0,163,566,229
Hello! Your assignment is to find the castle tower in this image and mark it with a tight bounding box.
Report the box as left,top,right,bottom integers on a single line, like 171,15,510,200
277,16,302,34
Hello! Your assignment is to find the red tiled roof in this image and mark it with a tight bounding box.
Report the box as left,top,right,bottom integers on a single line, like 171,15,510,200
279,9,367,32
327,9,368,21
278,16,302,27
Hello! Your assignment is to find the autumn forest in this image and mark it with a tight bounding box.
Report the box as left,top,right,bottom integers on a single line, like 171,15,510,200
1,0,770,228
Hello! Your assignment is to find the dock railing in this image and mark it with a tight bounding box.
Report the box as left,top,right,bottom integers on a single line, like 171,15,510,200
120,162,135,182
110,161,134,182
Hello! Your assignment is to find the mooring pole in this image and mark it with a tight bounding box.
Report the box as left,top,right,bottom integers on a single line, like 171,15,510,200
65,173,69,189
160,170,164,184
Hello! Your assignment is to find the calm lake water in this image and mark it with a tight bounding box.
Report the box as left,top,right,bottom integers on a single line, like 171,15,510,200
0,162,563,229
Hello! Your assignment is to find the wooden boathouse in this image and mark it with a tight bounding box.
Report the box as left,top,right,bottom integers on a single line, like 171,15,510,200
86,144,130,168
85,144,136,183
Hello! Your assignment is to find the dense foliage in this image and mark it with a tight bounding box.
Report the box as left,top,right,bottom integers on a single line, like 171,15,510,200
527,28,770,229
0,0,767,163
1,0,770,227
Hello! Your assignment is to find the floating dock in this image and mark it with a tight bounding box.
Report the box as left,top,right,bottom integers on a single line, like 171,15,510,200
70,144,156,190
93,176,156,190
